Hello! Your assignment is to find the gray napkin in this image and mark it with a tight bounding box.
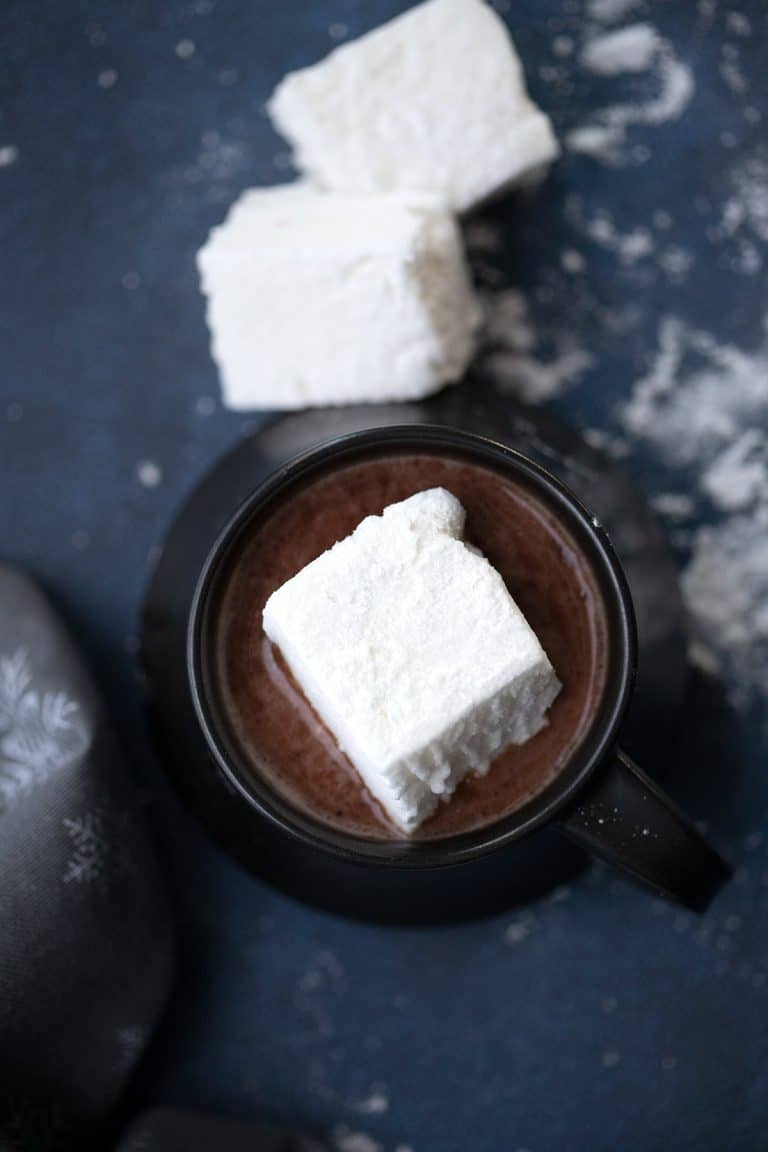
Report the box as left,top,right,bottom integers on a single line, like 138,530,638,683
0,567,174,1149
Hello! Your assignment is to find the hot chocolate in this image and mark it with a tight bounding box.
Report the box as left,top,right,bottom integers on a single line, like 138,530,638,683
215,452,608,840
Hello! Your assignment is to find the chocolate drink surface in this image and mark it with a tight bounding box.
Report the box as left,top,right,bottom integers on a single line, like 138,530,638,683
216,453,608,840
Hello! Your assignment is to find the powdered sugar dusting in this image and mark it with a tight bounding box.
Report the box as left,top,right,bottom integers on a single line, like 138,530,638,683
624,317,768,463
566,198,655,263
480,290,593,403
622,317,768,701
568,27,694,165
708,154,768,276
332,1128,382,1152
353,1090,390,1116
682,515,768,701
586,0,642,20
581,25,661,76
702,431,768,511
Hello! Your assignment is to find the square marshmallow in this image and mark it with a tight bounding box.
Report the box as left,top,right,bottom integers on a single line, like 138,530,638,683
263,488,560,833
268,0,559,214
197,184,480,410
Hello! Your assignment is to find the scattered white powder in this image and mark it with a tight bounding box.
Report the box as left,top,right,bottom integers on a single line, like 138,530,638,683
566,125,619,160
568,29,694,165
583,427,631,459
561,248,586,273
553,35,574,58
0,145,18,167
354,1091,389,1116
682,514,768,698
658,245,694,282
581,24,660,76
333,1128,382,1152
697,0,717,25
623,317,768,700
195,394,216,416
567,200,655,264
727,12,751,36
702,431,768,511
505,914,536,944
732,157,768,243
136,460,163,488
587,0,642,21
710,156,768,275
480,290,593,403
196,129,246,178
650,492,695,520
720,45,747,96
166,128,249,201
624,317,768,462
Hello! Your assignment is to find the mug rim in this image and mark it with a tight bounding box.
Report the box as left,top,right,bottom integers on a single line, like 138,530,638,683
187,424,638,869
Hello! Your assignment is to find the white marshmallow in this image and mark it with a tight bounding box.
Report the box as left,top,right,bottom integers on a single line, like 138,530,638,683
268,0,559,214
197,184,480,410
263,488,561,833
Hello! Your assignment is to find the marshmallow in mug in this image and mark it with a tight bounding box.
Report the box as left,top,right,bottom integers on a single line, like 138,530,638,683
263,488,561,832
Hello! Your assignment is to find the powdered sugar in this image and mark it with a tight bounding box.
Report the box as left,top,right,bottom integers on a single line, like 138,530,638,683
702,431,768,512
586,0,642,21
624,317,768,463
568,26,694,165
480,290,594,402
581,25,661,76
623,317,768,701
566,196,655,263
682,514,768,700
708,155,768,276
332,1128,382,1152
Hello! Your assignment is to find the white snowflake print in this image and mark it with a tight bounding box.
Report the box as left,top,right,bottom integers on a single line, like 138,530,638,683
0,647,89,809
62,810,107,887
0,648,31,730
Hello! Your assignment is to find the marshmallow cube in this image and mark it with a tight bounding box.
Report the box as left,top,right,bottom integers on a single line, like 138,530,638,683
197,184,480,411
263,488,561,833
268,0,559,214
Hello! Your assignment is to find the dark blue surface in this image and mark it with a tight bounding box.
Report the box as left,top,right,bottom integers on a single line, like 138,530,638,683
2,3,767,1149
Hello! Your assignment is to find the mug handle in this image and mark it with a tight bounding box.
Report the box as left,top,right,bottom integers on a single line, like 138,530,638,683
557,749,731,912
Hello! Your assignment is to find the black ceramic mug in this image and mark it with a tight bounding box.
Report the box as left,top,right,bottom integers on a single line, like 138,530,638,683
188,426,730,920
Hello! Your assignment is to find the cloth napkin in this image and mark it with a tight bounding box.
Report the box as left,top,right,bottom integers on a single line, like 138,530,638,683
0,566,174,1149
0,566,331,1151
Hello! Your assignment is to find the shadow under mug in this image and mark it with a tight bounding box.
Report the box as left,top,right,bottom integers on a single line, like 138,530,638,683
188,426,731,920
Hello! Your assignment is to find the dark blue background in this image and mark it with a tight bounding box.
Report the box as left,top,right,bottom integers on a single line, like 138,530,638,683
2,2,767,1149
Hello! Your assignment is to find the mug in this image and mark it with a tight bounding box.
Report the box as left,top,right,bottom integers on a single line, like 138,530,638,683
188,425,730,920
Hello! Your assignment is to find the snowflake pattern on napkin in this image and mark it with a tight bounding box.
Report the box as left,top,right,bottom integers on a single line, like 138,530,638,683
0,647,89,810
